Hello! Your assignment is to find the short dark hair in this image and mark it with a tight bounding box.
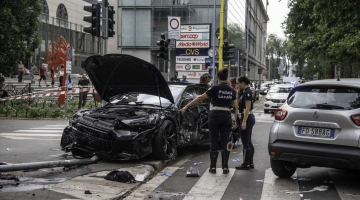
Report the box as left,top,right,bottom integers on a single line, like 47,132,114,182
237,76,250,85
175,71,178,73
217,68,229,81
230,78,236,85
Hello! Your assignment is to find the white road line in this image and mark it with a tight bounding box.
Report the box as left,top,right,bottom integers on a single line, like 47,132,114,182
124,166,179,200
30,127,65,130
260,168,300,200
329,171,360,200
13,130,63,133
1,136,60,140
182,168,236,200
0,133,61,137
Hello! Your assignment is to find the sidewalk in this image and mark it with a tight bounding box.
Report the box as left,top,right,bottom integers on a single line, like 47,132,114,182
0,158,171,200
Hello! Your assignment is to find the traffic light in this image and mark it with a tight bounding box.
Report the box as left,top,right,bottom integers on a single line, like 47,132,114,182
108,6,115,37
83,3,101,37
156,33,170,60
223,42,235,61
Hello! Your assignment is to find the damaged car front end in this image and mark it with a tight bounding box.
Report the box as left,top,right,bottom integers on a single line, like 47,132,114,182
61,54,179,160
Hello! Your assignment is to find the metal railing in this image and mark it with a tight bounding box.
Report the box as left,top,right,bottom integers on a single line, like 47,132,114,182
39,14,84,32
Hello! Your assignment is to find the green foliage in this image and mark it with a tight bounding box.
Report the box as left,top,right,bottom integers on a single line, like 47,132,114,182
284,0,360,78
0,0,42,86
48,108,65,118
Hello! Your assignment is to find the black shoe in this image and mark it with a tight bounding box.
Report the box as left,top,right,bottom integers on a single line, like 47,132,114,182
249,163,254,169
221,150,230,174
249,148,255,169
209,151,218,174
236,149,251,170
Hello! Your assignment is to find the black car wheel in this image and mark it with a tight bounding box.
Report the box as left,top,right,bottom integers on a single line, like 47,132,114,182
271,159,297,178
152,120,177,160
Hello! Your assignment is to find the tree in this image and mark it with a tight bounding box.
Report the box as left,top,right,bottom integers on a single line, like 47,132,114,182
0,0,42,85
284,0,360,78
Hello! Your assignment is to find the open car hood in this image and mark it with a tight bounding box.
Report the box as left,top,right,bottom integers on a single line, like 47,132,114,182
82,54,174,103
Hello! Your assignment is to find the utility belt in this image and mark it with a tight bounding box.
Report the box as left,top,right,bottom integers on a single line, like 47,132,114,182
210,104,231,111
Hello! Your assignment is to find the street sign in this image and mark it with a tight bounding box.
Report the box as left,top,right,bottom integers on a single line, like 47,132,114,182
66,61,71,73
66,47,72,61
168,16,181,39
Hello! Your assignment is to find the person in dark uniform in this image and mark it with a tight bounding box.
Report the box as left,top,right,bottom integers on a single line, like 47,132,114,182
236,76,256,170
180,68,238,174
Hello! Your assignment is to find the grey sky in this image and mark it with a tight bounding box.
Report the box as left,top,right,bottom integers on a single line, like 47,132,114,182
265,0,289,38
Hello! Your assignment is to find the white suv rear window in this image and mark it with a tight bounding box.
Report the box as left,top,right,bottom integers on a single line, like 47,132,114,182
287,87,360,110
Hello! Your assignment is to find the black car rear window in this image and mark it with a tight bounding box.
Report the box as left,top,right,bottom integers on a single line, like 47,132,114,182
287,86,360,110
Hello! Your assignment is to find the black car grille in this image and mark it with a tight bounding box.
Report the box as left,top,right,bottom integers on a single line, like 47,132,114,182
77,123,114,140
272,99,286,103
73,130,115,152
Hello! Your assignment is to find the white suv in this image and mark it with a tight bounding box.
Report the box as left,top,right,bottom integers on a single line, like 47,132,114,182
264,84,293,113
268,79,360,178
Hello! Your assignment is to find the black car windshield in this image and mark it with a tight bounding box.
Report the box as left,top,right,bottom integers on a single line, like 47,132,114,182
287,86,360,110
109,85,184,107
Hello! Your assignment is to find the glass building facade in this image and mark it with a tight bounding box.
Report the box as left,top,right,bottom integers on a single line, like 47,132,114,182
118,0,267,81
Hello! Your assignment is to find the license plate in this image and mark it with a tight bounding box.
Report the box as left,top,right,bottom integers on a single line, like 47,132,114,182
297,126,334,138
277,103,283,106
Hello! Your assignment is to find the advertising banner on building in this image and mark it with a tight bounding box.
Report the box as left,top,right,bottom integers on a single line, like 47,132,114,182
175,48,209,56
175,23,211,83
176,63,207,71
180,33,210,40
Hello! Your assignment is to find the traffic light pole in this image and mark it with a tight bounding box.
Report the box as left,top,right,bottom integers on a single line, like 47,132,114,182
218,0,225,70
102,0,108,55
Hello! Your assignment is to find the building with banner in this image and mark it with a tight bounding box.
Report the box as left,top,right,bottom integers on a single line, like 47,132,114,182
110,0,268,81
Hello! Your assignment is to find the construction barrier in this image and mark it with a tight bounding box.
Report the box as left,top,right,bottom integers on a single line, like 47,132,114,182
0,87,95,102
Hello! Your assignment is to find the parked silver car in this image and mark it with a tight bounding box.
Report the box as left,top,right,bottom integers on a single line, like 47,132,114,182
268,79,360,178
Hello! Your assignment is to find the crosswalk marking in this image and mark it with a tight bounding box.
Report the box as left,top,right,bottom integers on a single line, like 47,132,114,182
29,127,65,130
260,169,300,200
0,133,61,137
124,166,179,200
0,125,66,140
182,168,236,200
14,130,63,133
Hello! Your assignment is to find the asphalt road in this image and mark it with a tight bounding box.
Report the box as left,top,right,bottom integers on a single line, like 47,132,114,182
1,97,360,200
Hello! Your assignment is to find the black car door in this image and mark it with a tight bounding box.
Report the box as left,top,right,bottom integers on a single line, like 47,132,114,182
179,86,209,143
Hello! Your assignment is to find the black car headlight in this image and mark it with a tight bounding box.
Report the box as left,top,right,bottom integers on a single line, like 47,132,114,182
122,117,156,126
69,114,80,126
265,98,272,102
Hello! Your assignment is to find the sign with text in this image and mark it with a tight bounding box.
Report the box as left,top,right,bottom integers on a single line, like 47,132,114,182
66,61,71,73
180,25,210,33
180,33,209,40
176,64,207,71
176,41,210,48
176,56,208,64
178,71,208,79
175,48,208,56
168,16,181,39
176,23,211,83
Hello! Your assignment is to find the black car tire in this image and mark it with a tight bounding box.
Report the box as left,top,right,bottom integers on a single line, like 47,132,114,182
271,159,297,178
152,120,177,160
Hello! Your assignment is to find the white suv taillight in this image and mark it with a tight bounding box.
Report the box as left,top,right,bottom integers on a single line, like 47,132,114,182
274,108,287,121
351,114,360,126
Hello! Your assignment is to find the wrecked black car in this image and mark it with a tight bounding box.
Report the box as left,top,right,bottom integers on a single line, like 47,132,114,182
61,54,239,160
